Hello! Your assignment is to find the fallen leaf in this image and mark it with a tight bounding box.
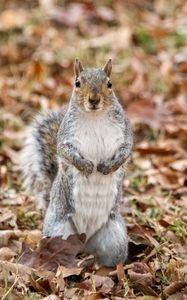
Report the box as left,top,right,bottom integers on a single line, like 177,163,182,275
42,295,61,300
20,234,86,271
82,293,104,300
96,266,115,277
127,262,154,286
135,145,176,155
56,265,83,278
116,263,125,283
0,230,22,246
163,281,187,297
0,260,34,276
81,27,131,50
0,9,28,31
77,274,114,294
126,98,172,129
0,209,17,230
96,6,115,22
24,230,42,247
170,159,187,172
29,275,49,296
131,283,159,296
48,3,93,27
0,247,16,261
55,267,65,293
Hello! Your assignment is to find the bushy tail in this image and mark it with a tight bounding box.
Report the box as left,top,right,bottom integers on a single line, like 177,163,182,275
21,110,64,209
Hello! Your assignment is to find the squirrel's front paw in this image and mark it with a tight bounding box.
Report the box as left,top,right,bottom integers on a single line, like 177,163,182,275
82,159,94,175
97,161,112,175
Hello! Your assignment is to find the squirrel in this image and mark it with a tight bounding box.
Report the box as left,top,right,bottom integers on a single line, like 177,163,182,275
21,59,133,267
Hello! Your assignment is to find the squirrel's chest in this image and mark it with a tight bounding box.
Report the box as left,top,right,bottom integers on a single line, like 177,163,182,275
71,115,124,239
73,115,123,164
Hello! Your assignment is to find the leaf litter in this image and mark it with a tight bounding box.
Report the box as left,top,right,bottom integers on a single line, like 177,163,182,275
0,0,187,299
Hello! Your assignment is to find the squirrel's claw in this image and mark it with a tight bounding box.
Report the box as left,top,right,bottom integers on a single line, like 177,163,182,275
97,161,112,175
81,159,94,176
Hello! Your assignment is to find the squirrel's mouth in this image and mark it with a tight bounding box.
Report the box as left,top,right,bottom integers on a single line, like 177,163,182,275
90,104,99,110
83,99,103,112
88,106,102,112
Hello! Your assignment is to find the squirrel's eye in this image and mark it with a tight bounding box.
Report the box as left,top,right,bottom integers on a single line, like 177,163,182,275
107,81,112,88
75,80,81,88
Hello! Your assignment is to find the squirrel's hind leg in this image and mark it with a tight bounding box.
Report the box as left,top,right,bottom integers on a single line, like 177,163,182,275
43,170,76,237
84,215,128,267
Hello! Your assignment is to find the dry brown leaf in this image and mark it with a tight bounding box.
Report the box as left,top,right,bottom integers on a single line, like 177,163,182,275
0,260,34,276
96,266,115,277
82,293,104,300
135,145,176,156
77,274,114,294
24,230,42,247
29,275,49,296
0,9,28,31
48,3,92,27
0,247,16,261
81,28,131,50
127,262,154,286
77,254,95,269
116,262,125,283
55,267,65,293
128,223,156,247
163,281,187,297
98,276,114,294
166,258,187,282
56,265,83,278
27,61,46,82
131,283,159,296
0,230,22,246
0,287,6,298
20,234,86,271
0,209,17,230
126,98,172,130
42,295,61,300
170,159,187,172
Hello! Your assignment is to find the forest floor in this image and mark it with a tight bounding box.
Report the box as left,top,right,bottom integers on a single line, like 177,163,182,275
0,0,187,299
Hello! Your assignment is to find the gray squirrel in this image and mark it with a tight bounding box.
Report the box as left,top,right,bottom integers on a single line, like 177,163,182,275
22,59,133,266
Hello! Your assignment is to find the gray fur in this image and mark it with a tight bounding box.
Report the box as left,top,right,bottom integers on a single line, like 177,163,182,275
84,214,128,266
21,110,64,209
60,142,94,175
21,64,133,266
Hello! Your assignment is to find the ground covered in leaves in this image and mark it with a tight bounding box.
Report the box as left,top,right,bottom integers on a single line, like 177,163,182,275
0,0,187,299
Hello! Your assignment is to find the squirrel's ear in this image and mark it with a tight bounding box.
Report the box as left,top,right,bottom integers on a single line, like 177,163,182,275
74,58,84,78
103,59,112,77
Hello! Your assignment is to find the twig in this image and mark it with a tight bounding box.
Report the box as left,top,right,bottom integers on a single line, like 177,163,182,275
1,276,19,300
0,260,35,276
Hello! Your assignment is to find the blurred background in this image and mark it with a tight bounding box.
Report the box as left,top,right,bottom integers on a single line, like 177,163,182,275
0,0,187,298
1,0,187,195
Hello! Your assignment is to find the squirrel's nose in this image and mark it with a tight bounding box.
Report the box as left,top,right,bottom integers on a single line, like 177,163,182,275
89,98,100,106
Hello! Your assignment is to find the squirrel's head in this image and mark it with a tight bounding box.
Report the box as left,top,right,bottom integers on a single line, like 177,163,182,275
73,58,113,113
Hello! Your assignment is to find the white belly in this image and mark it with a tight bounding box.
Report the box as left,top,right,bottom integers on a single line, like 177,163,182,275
72,170,120,239
71,113,124,239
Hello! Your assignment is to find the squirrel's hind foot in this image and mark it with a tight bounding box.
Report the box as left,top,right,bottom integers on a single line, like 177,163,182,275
84,216,128,267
